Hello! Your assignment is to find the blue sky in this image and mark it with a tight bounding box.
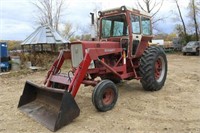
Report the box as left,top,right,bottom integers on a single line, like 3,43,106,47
0,0,189,41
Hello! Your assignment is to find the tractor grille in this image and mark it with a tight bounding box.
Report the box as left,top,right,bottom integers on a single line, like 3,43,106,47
71,44,83,67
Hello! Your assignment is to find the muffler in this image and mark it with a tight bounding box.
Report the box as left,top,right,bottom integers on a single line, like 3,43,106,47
18,81,80,132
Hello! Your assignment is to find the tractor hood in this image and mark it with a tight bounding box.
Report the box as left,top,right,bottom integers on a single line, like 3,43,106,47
69,41,121,68
70,41,120,49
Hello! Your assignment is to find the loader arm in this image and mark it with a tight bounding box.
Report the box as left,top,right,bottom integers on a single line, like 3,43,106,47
44,50,71,86
68,53,92,97
68,48,124,97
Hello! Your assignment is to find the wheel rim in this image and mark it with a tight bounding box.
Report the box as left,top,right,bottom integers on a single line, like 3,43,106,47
102,88,114,105
155,56,166,82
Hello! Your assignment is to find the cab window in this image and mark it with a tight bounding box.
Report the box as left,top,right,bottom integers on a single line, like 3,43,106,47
141,17,151,35
130,15,140,34
113,21,124,36
102,19,112,37
102,15,128,38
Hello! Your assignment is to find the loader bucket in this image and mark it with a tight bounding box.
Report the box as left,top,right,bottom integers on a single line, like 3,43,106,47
18,81,80,132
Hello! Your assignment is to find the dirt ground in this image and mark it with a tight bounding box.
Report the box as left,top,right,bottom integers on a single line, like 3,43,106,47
0,53,200,133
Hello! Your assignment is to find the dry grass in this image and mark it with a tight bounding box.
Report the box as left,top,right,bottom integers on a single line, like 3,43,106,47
19,52,58,69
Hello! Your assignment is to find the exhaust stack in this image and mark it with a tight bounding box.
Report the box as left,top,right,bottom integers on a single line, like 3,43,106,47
90,12,95,41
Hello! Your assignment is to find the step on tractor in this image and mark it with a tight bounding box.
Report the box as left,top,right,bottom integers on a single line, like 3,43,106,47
18,6,167,132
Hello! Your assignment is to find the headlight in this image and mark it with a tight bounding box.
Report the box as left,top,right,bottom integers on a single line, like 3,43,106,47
121,6,126,11
98,11,102,17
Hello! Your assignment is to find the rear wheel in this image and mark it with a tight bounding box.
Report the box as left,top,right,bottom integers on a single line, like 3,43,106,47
92,80,118,112
183,52,186,55
139,46,167,91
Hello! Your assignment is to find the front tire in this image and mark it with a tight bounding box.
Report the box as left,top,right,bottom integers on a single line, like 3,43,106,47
92,80,118,112
139,46,168,91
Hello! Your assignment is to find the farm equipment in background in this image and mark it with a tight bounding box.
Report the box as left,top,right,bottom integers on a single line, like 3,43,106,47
0,42,11,72
182,41,200,56
18,6,168,131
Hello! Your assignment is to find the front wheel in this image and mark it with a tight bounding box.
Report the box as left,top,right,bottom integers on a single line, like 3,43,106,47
92,80,118,112
139,46,168,91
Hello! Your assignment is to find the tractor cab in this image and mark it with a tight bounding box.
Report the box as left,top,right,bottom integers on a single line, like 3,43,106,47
98,6,153,58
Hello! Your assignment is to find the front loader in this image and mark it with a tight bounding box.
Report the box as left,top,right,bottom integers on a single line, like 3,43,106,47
18,6,168,131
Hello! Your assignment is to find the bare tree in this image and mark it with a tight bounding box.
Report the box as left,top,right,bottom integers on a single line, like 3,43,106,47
188,0,199,41
174,24,184,36
174,0,187,36
32,0,65,31
62,22,76,40
136,0,164,26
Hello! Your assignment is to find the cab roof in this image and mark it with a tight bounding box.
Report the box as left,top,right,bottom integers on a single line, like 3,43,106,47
99,6,151,18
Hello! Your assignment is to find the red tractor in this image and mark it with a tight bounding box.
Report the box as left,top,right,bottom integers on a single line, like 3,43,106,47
18,6,167,131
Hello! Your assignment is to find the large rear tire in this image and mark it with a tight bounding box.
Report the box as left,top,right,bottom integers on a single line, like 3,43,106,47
92,80,118,112
139,46,167,91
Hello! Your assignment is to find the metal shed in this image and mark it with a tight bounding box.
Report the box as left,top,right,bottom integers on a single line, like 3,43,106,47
21,25,69,52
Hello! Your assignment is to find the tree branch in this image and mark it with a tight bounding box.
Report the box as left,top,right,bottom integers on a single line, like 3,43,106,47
151,0,164,18
137,0,146,12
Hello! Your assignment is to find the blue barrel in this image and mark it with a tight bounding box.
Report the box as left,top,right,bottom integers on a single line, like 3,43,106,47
0,42,8,57
0,42,10,71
